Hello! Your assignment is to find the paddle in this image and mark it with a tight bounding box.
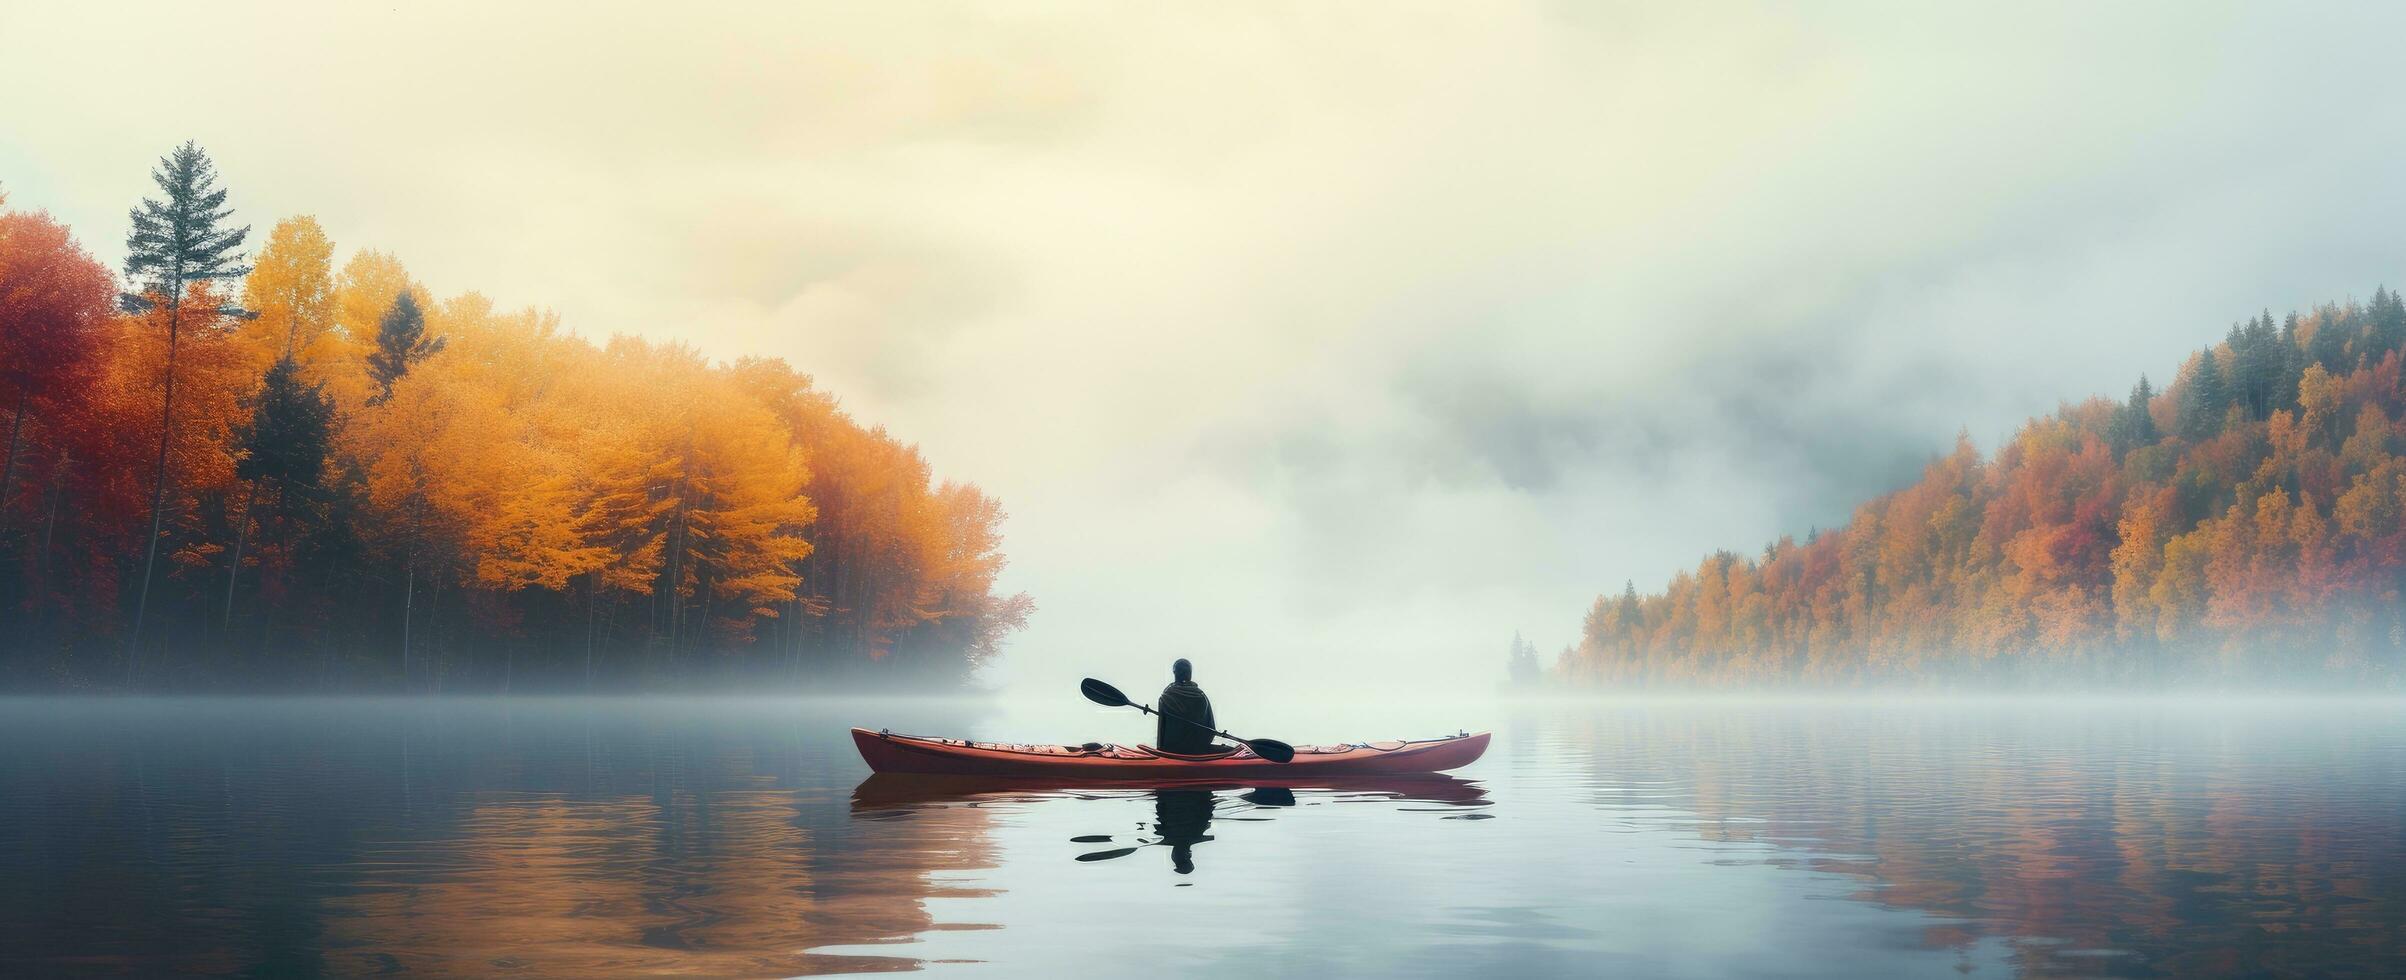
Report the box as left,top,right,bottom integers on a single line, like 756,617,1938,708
1080,677,1297,764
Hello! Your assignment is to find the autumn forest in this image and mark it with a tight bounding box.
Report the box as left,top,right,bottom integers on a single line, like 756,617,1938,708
0,143,1030,691
1560,289,2406,688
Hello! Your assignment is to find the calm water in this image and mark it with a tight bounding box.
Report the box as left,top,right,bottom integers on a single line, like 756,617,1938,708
2,696,2403,977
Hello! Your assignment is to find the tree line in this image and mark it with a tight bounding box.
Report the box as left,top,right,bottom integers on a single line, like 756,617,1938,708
1558,290,2406,688
0,142,1031,691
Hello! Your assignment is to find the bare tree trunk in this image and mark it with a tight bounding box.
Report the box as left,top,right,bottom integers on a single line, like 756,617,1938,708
665,469,690,662
426,578,442,692
584,573,598,690
264,484,292,665
38,455,67,593
318,538,338,689
221,482,258,633
0,398,24,521
401,553,415,689
697,565,712,666
602,587,621,685
128,294,183,683
674,512,688,656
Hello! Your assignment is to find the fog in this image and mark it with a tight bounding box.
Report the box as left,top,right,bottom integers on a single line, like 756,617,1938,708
8,3,2406,695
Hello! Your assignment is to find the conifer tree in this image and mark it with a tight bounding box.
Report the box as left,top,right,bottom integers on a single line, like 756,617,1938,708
2368,286,2406,356
2225,322,2255,420
2275,312,2307,414
2239,312,2280,419
1506,630,1541,687
365,290,443,405
2180,348,2227,442
2309,305,2357,371
224,354,336,626
121,141,251,672
2113,375,2158,452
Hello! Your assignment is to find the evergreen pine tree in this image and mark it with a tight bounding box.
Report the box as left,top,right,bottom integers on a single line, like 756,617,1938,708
2224,322,2257,420
239,356,336,493
2368,286,2406,355
364,290,444,405
2180,348,2228,441
2116,374,2158,451
2309,304,2357,371
224,354,337,628
2276,312,2306,413
1506,631,1541,687
2241,311,2279,419
121,141,252,674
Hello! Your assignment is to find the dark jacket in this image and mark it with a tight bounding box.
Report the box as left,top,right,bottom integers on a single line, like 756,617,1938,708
1155,680,1218,754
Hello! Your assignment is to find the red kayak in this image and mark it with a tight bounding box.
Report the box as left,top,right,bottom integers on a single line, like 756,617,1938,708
851,727,1490,779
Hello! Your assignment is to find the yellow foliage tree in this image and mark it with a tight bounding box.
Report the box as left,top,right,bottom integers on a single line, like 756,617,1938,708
240,217,340,373
328,250,428,411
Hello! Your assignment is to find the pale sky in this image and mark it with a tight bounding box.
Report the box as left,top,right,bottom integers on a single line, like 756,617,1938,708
7,3,2406,697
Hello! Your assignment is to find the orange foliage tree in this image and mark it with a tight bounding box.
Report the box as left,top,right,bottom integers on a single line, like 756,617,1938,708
0,145,1029,691
1563,295,2406,688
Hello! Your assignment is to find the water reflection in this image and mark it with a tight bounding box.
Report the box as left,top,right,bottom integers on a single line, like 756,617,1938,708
3,697,2402,977
308,789,997,975
1547,700,2406,977
1153,790,1215,874
0,699,1000,976
851,774,1492,878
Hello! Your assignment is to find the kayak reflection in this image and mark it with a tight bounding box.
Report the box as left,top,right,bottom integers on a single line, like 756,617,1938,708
851,774,1491,877
851,772,1490,811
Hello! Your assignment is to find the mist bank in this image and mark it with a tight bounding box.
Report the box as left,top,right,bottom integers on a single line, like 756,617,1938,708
0,144,1029,693
1555,289,2406,690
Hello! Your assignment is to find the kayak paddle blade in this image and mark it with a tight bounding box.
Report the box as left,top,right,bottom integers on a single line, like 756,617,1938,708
1248,738,1296,764
1080,677,1130,708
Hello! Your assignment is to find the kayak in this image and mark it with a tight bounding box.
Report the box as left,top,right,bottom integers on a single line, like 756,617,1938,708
852,728,1489,778
850,727,1490,779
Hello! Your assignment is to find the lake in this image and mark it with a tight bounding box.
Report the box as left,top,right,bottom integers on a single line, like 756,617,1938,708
1,696,2401,977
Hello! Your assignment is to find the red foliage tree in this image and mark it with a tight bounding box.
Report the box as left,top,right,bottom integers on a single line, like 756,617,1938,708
0,209,115,525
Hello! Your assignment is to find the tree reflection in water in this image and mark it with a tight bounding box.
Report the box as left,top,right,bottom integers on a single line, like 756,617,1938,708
17,700,2396,977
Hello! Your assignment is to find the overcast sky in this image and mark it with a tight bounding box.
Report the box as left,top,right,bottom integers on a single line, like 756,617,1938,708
7,3,2406,697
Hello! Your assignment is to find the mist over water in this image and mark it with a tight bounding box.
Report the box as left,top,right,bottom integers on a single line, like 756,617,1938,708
4,695,2401,977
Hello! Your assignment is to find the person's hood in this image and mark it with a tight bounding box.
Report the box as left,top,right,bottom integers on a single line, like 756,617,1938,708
1162,680,1205,698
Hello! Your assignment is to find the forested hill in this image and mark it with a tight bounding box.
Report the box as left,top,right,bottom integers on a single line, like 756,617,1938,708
0,143,1030,691
1559,290,2406,689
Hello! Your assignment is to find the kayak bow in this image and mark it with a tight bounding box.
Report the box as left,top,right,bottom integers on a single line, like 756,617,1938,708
851,727,1489,779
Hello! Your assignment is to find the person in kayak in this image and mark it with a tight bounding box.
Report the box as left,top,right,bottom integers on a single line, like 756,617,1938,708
1155,659,1220,754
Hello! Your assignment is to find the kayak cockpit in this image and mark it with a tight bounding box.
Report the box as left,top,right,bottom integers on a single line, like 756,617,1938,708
1136,744,1244,761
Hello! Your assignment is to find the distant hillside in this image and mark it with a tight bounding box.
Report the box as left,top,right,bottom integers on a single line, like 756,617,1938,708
1560,290,2406,688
